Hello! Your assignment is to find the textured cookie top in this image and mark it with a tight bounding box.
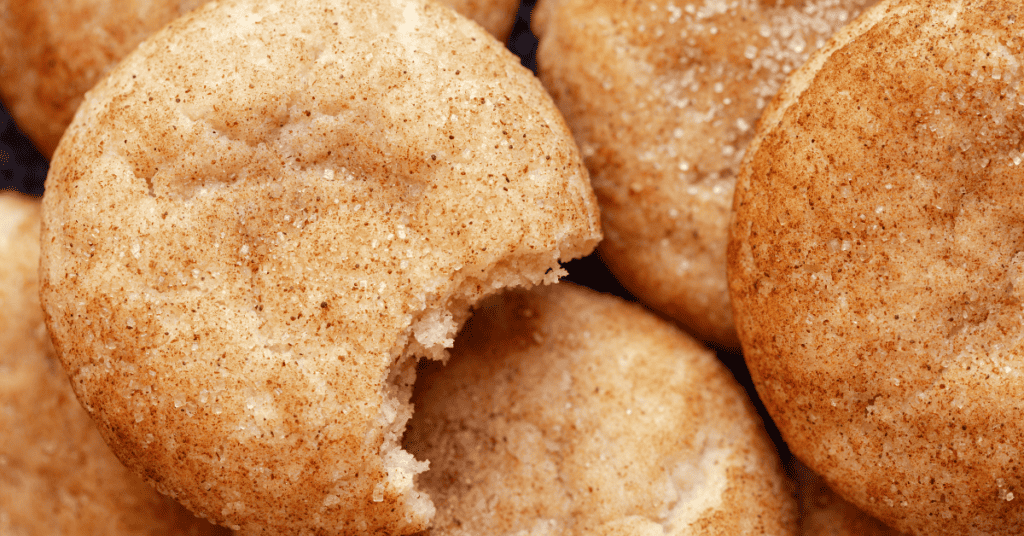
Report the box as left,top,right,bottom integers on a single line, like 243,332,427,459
534,0,876,348
729,0,1024,533
0,193,229,536
0,0,519,158
0,0,208,157
39,0,600,534
405,283,797,536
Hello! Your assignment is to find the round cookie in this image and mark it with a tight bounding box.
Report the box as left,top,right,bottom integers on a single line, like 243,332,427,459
404,283,798,535
0,193,229,536
39,0,601,534
533,0,877,349
0,0,520,158
729,0,1024,533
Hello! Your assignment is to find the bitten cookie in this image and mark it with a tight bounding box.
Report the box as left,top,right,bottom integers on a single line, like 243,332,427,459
39,0,601,534
0,0,520,157
0,193,229,536
405,283,798,535
534,0,876,348
729,0,1024,533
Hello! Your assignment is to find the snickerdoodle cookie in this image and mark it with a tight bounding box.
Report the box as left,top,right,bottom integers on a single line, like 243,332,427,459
534,0,876,348
39,0,601,533
405,283,797,536
0,0,520,157
0,193,230,536
730,0,1024,533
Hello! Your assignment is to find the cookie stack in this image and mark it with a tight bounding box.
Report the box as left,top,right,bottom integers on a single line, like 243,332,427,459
4,0,1020,535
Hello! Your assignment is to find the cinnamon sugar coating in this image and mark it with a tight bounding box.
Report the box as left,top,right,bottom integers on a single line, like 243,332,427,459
0,0,208,158
39,0,600,533
730,1,1024,533
406,283,797,536
0,0,520,158
533,0,876,349
0,193,230,536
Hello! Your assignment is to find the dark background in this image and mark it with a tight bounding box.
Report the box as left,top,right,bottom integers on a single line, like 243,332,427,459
0,101,47,197
0,0,790,468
